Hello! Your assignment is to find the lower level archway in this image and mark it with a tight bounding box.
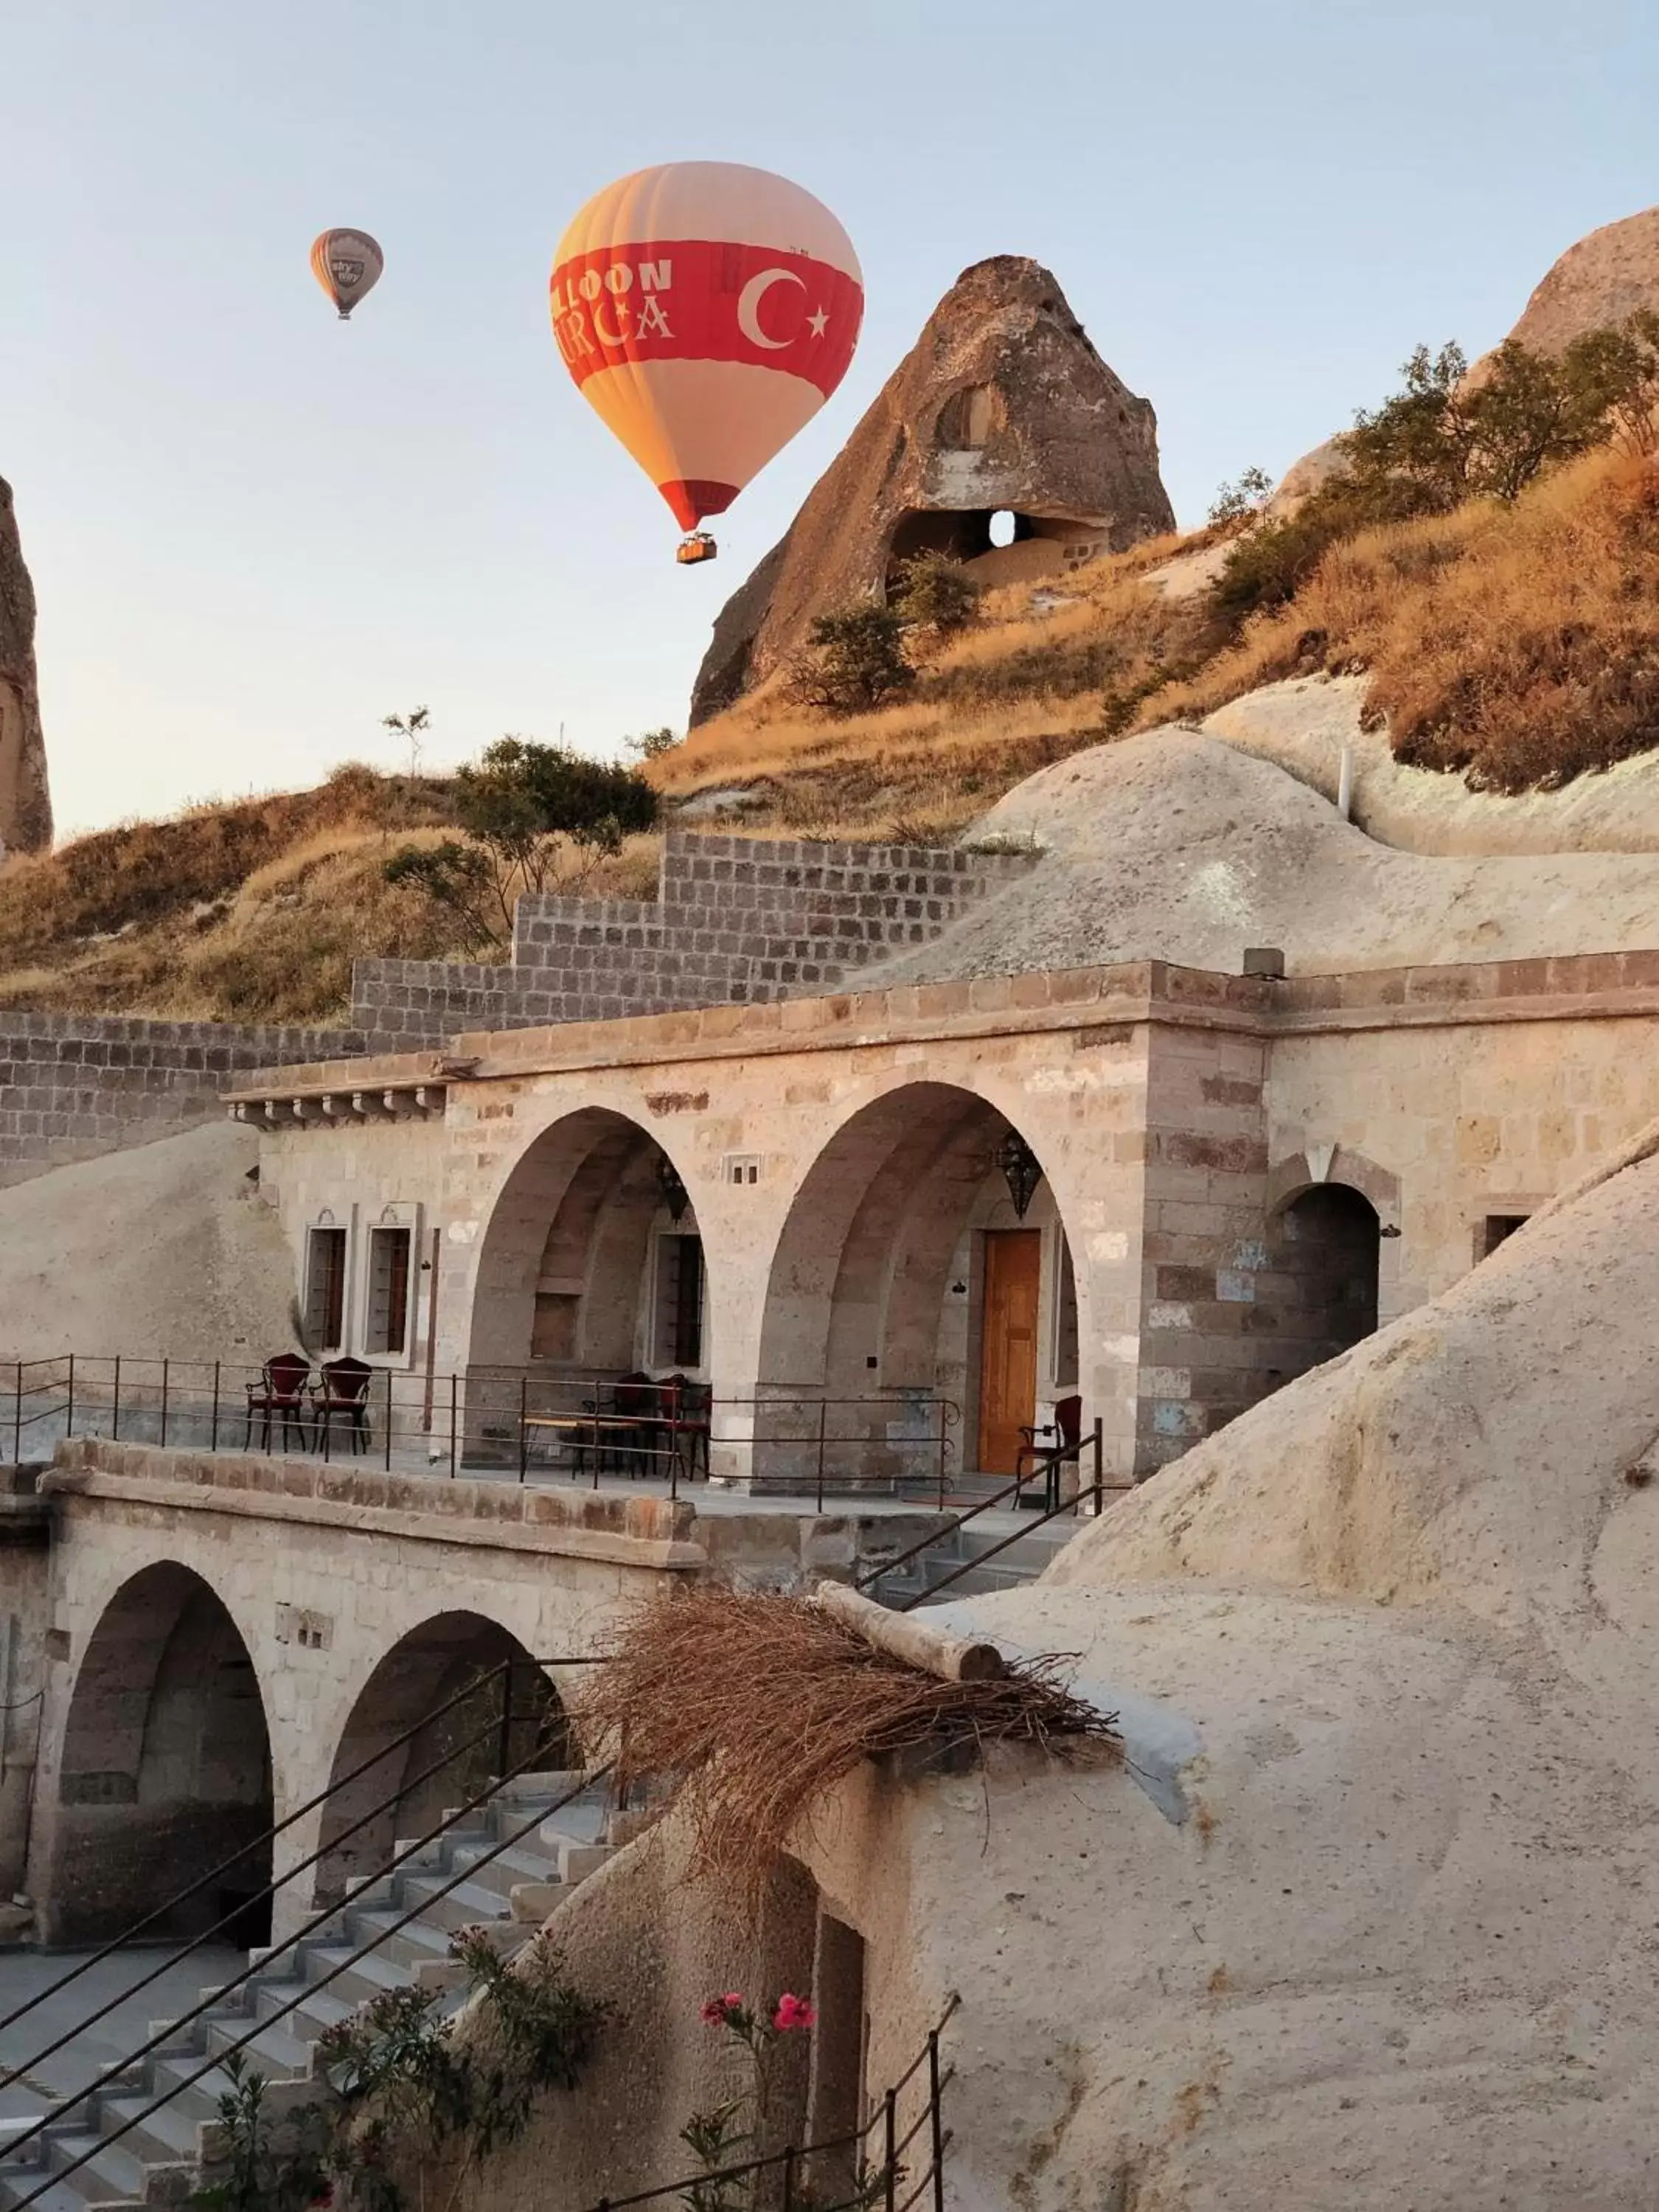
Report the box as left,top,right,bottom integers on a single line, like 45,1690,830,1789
1262,1183,1382,1386
52,1563,273,1945
315,1613,570,1902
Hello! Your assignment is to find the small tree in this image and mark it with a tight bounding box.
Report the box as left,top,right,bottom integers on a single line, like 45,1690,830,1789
625,726,679,760
785,603,914,717
384,736,657,952
1207,465,1273,526
889,550,980,638
381,706,430,778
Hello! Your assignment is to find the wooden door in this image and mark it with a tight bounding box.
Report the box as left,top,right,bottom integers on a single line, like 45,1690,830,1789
978,1230,1042,1475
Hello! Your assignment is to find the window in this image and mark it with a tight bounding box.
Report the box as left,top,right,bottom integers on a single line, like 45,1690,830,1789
1480,1214,1529,1259
365,1227,412,1356
305,1227,347,1351
653,1234,705,1368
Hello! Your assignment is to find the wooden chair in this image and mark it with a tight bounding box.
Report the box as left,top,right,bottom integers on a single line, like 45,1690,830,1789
1015,1394,1083,1512
608,1371,658,1478
314,1357,374,1455
664,1378,712,1484
244,1354,312,1453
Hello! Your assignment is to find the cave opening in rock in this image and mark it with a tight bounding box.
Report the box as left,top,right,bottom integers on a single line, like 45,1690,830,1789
884,507,1107,593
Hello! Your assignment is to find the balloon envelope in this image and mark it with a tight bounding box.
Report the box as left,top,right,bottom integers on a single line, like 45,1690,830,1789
552,163,863,535
311,229,384,321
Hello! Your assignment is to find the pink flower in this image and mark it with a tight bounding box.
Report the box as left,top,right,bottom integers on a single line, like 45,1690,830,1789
773,1993,816,2032
701,1992,745,2025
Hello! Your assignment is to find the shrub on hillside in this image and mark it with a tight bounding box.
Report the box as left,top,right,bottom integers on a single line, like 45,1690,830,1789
890,550,981,638
384,737,657,951
1207,466,1273,526
785,602,914,717
1166,448,1659,793
1213,318,1659,626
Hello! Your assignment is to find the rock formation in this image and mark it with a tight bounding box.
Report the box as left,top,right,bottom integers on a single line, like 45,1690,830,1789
1272,204,1659,514
689,257,1175,723
0,478,52,852
1503,202,1659,355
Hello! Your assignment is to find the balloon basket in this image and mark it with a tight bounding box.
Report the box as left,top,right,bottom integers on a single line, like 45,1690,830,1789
676,533,718,566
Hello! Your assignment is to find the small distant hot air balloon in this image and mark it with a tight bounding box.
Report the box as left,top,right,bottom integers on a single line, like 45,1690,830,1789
310,228,384,321
551,163,863,563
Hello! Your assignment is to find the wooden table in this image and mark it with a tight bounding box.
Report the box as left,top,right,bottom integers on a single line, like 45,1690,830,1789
521,1412,650,1476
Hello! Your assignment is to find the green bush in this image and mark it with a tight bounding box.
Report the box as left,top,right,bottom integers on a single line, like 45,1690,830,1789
890,550,981,637
785,602,914,717
1207,466,1273,526
384,737,657,950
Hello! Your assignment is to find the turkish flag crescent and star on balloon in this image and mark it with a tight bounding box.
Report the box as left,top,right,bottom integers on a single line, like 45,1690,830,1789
550,234,865,531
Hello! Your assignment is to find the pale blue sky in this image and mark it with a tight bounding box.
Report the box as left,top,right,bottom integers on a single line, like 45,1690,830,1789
4,0,1656,836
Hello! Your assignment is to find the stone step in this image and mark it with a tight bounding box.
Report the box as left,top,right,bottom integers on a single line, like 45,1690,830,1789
37,2132,159,2208
0,2166,117,2212
346,1905,456,1973
251,1976,355,2040
300,1944,418,2011
396,1874,519,1935
448,1840,560,1899
96,2094,199,2171
200,2014,313,2080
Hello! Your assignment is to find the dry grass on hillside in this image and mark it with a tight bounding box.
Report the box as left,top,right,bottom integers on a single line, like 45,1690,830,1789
659,452,1659,814
653,530,1225,832
0,768,661,1024
1160,451,1659,793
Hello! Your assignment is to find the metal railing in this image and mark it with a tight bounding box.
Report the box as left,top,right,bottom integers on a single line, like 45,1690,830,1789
854,1419,1118,1604
1,1357,963,1506
584,1996,958,2212
0,1655,588,2079
1,1722,618,2208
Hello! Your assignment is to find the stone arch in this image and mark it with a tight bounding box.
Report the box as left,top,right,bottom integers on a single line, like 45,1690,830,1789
757,1082,1085,1481
1266,1144,1401,1229
314,1611,571,1902
467,1106,710,1381
50,1562,274,1945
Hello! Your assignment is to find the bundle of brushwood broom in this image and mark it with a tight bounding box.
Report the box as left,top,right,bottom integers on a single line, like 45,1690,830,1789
578,1584,1121,1893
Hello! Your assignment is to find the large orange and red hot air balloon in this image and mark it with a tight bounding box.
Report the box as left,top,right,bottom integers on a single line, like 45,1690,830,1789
552,163,863,563
310,229,384,321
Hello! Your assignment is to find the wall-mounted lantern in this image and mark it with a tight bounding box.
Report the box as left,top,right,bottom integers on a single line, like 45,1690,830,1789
997,1129,1043,1220
656,1153,690,1223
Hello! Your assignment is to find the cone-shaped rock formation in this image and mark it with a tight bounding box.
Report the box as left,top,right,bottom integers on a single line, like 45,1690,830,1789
0,478,52,852
689,256,1174,724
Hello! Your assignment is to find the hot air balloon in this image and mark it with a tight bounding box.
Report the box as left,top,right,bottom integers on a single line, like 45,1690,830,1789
310,229,384,321
551,163,863,564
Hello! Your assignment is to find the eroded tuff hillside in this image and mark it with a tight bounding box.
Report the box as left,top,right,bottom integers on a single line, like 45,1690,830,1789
0,765,660,1024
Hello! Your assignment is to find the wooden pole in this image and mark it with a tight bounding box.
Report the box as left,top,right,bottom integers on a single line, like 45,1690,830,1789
810,1580,1006,1683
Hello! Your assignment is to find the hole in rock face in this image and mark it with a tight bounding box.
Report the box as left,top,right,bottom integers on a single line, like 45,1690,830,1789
884,508,1107,592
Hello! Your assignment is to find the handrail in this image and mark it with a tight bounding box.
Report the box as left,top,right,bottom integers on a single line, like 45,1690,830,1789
849,1473,1025,1593
582,1994,959,2212
0,1659,594,2093
896,1456,1125,1614
3,1752,617,2199
0,1653,583,2048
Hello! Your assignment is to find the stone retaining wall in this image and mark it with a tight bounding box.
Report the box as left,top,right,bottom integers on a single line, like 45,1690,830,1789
0,1013,364,1186
352,831,1038,1049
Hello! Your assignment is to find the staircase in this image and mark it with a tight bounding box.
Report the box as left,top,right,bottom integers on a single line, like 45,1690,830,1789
0,1772,620,2212
869,1510,1082,1607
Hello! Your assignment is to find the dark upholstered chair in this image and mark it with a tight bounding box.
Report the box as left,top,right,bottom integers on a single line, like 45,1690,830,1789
314,1357,373,1455
245,1354,312,1453
1015,1394,1083,1512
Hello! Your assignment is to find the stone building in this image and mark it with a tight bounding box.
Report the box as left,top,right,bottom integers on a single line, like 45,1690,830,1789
222,827,1659,1492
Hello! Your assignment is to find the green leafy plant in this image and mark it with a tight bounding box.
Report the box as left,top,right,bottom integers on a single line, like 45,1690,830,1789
191,1932,606,2212
889,551,981,639
625,726,680,760
1211,316,1659,627
1206,465,1273,526
383,736,658,951
785,604,915,717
